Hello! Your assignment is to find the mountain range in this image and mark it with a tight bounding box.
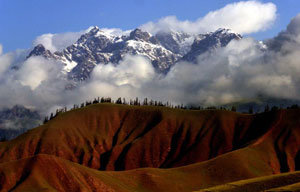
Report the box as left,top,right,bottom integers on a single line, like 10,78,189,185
27,27,242,81
0,27,262,141
0,27,282,141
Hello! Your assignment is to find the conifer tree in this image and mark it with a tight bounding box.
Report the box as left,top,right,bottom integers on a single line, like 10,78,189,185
116,97,122,104
50,113,54,120
143,98,148,106
248,106,253,114
231,106,237,112
43,116,49,124
264,105,270,112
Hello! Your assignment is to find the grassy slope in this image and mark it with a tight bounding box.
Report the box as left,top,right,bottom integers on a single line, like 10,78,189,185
267,182,300,191
197,171,300,192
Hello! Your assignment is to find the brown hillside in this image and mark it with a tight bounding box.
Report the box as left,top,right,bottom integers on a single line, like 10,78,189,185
1,104,300,191
0,152,283,192
197,170,300,192
0,103,284,171
1,148,300,192
1,153,257,192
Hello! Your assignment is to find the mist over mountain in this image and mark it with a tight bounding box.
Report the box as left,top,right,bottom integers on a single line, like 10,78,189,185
0,10,300,139
27,27,241,81
0,105,40,140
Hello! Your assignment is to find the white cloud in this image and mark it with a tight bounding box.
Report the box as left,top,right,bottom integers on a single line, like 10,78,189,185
100,28,131,36
33,29,90,52
148,39,285,105
140,1,277,35
15,56,62,90
91,55,155,87
287,14,300,36
73,34,300,106
0,54,68,114
75,55,156,102
0,44,3,55
0,53,13,76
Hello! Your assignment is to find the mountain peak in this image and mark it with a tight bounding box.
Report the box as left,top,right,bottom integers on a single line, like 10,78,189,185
182,28,242,62
33,44,46,51
129,28,152,41
27,44,54,59
89,26,100,33
212,28,242,39
155,31,194,55
215,28,233,33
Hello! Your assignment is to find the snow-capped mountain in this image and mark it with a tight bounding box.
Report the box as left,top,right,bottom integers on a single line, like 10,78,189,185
155,31,194,55
182,28,242,62
27,27,242,80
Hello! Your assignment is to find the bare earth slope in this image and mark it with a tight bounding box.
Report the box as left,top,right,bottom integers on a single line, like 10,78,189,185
0,151,284,192
0,104,281,170
0,104,300,191
1,148,300,192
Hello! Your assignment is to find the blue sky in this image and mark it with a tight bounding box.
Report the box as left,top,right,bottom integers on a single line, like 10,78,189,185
0,0,299,53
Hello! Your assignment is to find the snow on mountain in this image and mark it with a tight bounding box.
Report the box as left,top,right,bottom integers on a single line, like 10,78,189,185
182,28,242,62
155,31,194,55
27,27,244,80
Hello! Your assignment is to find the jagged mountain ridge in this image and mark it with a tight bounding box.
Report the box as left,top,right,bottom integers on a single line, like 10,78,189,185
182,28,242,62
28,27,242,80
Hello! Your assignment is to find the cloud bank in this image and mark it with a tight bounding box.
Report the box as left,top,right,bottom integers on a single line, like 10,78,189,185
81,35,300,106
2,8,300,121
140,1,277,35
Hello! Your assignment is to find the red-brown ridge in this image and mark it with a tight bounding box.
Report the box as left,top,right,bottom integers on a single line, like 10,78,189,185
0,103,300,191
